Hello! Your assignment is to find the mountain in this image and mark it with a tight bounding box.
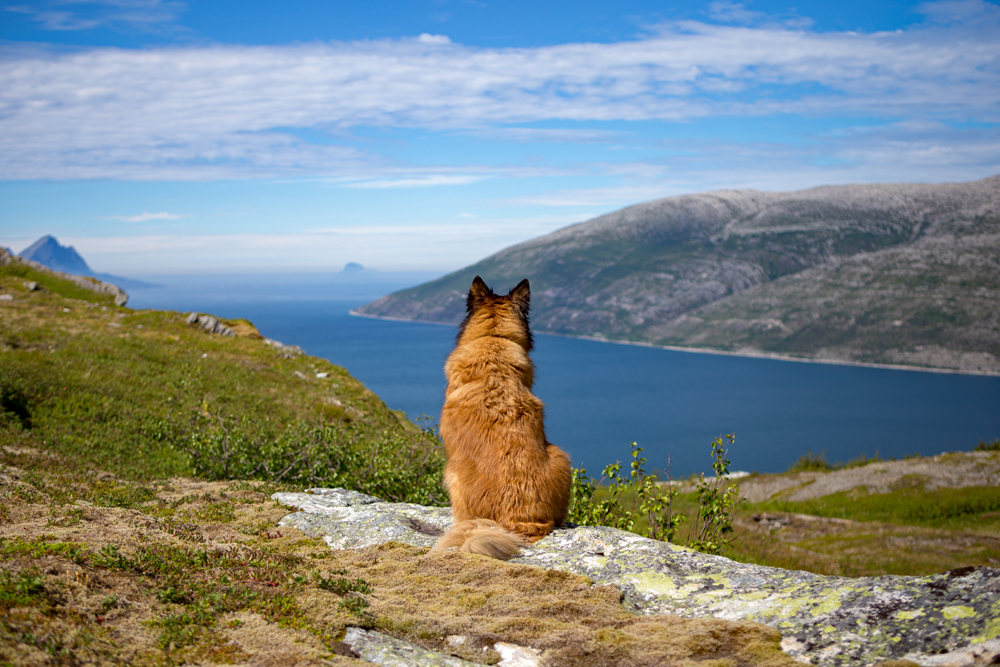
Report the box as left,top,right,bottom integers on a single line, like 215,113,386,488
20,235,92,275
19,235,159,290
356,176,1000,374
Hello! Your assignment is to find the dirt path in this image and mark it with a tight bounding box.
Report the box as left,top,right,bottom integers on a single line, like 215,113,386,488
733,450,999,503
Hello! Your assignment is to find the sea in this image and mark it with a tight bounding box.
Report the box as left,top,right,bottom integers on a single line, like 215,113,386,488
126,274,1000,478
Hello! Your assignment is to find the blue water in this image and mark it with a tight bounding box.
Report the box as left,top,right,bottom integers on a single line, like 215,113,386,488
127,279,1000,478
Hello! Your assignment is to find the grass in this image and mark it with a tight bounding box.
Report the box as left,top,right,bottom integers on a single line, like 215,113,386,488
0,446,800,666
0,269,445,504
751,484,1000,534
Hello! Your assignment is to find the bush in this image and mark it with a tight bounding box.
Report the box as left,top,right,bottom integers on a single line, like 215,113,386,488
569,435,745,555
185,415,447,506
975,438,1000,452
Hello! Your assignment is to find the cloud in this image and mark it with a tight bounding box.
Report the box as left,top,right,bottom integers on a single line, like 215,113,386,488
469,128,627,143
105,211,186,222
707,1,764,24
0,1,998,179
343,175,488,188
5,0,186,32
417,33,452,44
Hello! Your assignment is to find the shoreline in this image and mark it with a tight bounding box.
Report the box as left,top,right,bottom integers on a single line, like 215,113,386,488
348,310,1000,378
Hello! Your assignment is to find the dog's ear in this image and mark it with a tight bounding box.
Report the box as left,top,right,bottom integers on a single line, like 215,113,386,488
467,276,493,312
508,279,530,312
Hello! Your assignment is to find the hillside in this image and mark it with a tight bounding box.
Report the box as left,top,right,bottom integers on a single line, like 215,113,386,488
357,176,1000,374
0,247,445,502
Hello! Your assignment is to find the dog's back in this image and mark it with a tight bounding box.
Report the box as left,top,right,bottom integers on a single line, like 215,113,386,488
432,276,571,559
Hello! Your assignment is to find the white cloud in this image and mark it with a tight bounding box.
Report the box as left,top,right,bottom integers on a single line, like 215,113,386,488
707,1,764,24
0,1,997,180
105,211,186,222
5,0,185,32
417,33,452,44
343,175,488,189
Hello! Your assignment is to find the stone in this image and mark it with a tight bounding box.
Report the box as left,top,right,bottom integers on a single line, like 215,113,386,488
274,488,1000,667
343,627,477,667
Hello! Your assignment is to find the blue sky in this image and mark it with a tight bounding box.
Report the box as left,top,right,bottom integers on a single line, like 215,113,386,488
1,0,998,275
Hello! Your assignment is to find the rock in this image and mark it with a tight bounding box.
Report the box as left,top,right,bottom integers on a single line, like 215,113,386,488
342,628,543,667
274,488,1000,667
185,312,235,336
263,337,303,358
0,247,128,305
343,627,476,667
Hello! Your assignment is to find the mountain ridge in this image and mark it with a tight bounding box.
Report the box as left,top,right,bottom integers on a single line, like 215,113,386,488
19,235,160,290
356,176,1000,374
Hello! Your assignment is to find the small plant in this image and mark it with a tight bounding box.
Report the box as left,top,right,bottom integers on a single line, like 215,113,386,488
568,441,684,543
687,434,743,556
789,449,833,472
316,573,371,595
570,435,745,556
976,438,1000,452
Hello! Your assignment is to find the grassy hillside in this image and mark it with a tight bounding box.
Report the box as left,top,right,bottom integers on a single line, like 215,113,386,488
357,176,1000,373
0,257,446,504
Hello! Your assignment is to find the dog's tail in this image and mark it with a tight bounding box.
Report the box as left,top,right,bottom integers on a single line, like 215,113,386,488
430,519,527,560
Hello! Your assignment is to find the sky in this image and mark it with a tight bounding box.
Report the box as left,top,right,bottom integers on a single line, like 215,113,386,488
1,0,998,276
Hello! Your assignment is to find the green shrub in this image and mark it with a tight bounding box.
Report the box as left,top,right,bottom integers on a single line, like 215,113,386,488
568,441,683,541
570,436,744,556
976,438,1000,452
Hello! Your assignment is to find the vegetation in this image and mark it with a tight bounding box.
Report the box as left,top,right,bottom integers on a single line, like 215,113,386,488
568,436,743,555
976,438,1000,451
0,266,445,505
787,449,920,472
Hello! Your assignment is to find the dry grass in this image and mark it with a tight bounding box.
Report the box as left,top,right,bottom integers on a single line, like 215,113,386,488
1,446,798,666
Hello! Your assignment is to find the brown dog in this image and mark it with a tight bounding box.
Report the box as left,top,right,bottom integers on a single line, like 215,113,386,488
431,276,572,560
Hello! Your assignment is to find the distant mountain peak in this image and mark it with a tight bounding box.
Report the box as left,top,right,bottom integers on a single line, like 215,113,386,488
20,235,92,276
342,262,365,273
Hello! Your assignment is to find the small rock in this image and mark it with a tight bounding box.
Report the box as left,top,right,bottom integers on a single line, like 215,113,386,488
186,312,199,324
343,627,476,667
495,642,542,667
0,294,12,301
24,281,39,291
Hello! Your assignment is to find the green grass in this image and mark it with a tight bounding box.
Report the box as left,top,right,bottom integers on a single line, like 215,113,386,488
751,485,1000,534
0,271,446,505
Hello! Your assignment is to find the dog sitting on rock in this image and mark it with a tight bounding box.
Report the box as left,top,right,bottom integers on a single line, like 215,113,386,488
431,276,572,560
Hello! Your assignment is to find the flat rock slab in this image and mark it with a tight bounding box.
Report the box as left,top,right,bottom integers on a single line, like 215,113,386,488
275,488,1000,667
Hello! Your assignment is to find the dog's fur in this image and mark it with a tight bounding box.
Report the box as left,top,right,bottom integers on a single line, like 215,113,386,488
431,276,572,560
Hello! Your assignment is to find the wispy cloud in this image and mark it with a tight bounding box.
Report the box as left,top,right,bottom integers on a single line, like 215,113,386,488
0,0,997,180
343,175,488,189
105,211,186,222
5,0,186,32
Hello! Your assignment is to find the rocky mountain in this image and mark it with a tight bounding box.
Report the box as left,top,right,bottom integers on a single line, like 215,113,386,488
356,176,1000,374
19,235,158,290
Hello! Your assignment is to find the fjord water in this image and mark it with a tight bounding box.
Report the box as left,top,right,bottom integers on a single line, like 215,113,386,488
128,278,1000,478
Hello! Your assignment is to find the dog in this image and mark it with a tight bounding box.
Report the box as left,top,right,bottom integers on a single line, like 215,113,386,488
431,276,571,560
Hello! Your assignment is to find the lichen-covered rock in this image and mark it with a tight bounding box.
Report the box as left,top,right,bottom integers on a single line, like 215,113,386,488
343,628,477,667
274,489,1000,667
